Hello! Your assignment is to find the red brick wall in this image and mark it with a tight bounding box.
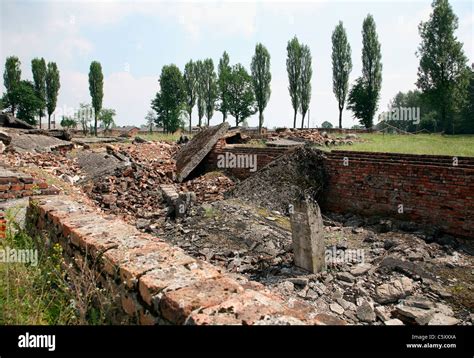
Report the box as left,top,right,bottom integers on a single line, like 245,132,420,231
205,139,293,179
322,151,474,238
0,171,59,200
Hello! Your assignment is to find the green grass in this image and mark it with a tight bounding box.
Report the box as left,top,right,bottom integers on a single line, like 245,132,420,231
336,133,474,157
138,132,190,143
0,207,118,325
0,208,77,324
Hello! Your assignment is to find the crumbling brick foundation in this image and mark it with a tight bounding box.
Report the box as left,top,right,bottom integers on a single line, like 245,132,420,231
205,138,293,179
26,195,344,325
0,166,59,200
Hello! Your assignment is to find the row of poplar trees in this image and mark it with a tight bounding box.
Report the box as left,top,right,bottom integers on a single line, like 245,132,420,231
330,0,472,132
151,44,272,134
2,56,60,128
2,56,108,136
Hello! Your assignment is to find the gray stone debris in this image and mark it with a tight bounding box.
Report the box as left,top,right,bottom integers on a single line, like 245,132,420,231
337,272,356,283
374,305,391,321
428,313,460,325
0,130,12,145
287,277,309,287
384,318,404,325
329,302,345,315
356,300,376,322
350,263,372,276
404,296,435,310
394,305,434,325
337,297,356,311
375,276,414,304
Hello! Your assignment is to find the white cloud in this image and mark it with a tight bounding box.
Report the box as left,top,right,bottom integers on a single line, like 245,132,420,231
103,71,157,126
50,70,157,126
170,2,258,40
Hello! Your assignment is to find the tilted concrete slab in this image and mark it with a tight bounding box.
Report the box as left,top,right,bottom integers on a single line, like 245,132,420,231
8,132,73,153
0,113,35,129
175,122,229,182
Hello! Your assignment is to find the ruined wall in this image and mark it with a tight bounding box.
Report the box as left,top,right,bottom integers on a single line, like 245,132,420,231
0,167,59,200
205,138,292,179
26,195,341,325
323,151,474,238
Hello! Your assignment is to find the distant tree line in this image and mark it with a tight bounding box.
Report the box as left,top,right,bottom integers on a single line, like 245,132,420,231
148,1,471,135
335,0,472,133
2,56,60,128
1,57,116,136
3,0,470,135
150,44,272,134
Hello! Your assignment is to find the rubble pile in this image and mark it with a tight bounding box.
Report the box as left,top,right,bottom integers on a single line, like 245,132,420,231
268,128,359,146
228,147,326,213
2,150,83,184
156,200,473,326
86,143,178,222
264,213,474,326
1,126,471,326
180,172,235,202
118,141,178,169
157,200,293,277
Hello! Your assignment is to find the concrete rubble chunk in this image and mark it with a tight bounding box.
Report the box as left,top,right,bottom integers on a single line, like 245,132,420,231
336,272,355,283
7,131,73,153
350,263,372,276
384,318,404,326
290,195,326,273
428,313,460,325
159,184,196,217
394,305,434,325
329,302,345,315
0,113,35,129
176,122,230,182
375,276,414,304
356,300,376,322
374,305,391,321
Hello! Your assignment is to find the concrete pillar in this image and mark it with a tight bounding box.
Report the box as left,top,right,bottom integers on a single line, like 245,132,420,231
290,195,326,273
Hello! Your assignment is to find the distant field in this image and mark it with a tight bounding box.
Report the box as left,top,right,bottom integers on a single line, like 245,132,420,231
138,132,186,143
336,133,474,157
138,131,474,157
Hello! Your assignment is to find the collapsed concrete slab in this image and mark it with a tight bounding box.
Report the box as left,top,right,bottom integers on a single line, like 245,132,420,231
76,150,130,182
175,122,230,182
0,113,35,129
290,195,326,273
7,132,73,153
27,128,72,141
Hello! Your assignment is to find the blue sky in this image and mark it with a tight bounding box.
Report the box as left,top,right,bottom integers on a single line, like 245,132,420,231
1,0,472,128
